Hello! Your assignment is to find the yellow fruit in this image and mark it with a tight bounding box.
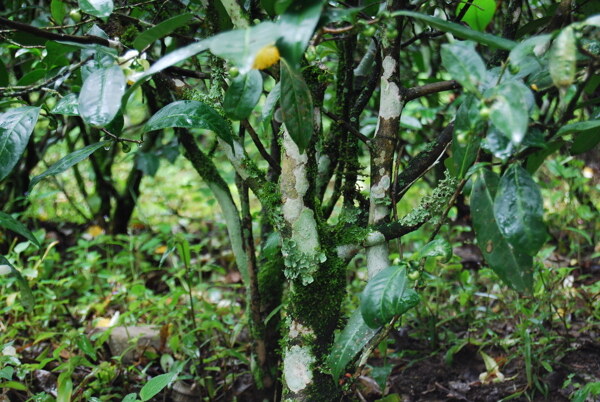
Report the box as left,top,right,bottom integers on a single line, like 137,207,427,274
253,45,280,70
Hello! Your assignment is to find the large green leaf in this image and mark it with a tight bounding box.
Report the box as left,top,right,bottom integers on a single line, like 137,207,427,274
549,26,576,89
557,120,600,154
0,256,34,311
276,0,324,68
493,165,546,256
415,238,452,262
223,70,263,120
78,65,125,127
144,101,233,146
209,22,281,74
52,94,79,116
140,372,177,401
50,0,67,24
261,82,281,129
482,127,515,161
441,41,487,94
391,10,516,50
78,0,113,18
133,13,194,51
487,80,532,145
557,120,600,136
525,140,562,173
360,265,420,329
453,95,483,178
327,309,379,379
280,59,313,153
0,106,41,181
29,140,111,192
456,0,497,31
0,212,40,248
508,35,551,74
44,41,79,69
470,169,533,292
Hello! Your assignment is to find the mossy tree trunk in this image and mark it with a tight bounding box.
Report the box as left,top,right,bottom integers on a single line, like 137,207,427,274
279,130,344,400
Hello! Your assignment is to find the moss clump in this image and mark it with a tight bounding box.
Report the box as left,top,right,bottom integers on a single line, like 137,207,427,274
331,207,370,246
120,25,140,48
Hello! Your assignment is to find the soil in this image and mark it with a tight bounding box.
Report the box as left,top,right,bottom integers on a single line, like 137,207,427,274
361,334,600,402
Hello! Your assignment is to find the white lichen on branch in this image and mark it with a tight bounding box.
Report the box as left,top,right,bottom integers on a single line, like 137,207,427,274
280,130,326,285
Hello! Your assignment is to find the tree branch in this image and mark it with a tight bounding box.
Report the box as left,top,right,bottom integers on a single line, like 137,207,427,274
393,123,454,199
322,110,371,146
404,80,460,102
241,120,281,174
0,16,117,48
0,56,93,98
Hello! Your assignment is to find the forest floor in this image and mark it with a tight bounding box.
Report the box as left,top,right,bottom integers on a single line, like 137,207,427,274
2,219,598,402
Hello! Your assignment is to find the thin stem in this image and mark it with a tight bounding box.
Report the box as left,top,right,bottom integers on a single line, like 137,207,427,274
241,120,281,174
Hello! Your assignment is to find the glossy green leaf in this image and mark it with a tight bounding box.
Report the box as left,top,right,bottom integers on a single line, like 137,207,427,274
453,95,483,177
470,169,533,291
76,334,97,360
139,372,177,401
416,238,452,261
276,0,324,68
482,126,515,161
441,41,486,93
549,26,576,89
135,152,160,177
327,309,379,379
209,22,281,74
29,140,111,192
571,131,600,155
557,120,600,155
52,94,79,116
78,0,113,18
275,0,294,14
0,256,34,311
584,15,600,28
494,165,546,256
526,141,562,173
0,381,27,391
261,0,277,16
51,0,67,24
487,80,532,145
57,370,73,402
456,0,497,31
261,82,280,127
391,10,516,50
508,35,551,71
360,265,420,329
144,100,233,146
557,120,600,136
133,13,194,51
45,41,79,68
0,106,41,181
0,212,40,248
16,70,46,86
122,393,138,402
224,70,263,120
280,59,313,153
78,65,125,127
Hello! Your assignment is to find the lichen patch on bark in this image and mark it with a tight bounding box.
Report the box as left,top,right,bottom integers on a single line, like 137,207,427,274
283,345,315,393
